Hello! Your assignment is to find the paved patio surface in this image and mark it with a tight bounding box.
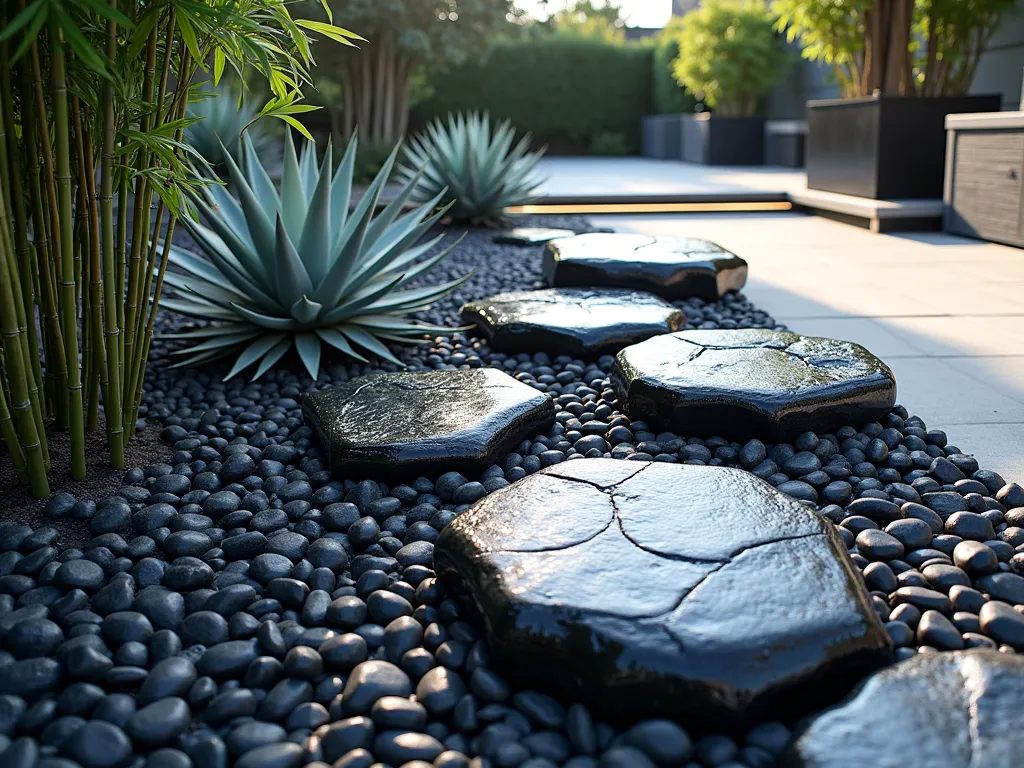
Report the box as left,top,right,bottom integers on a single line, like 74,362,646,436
593,211,1024,483
536,157,806,199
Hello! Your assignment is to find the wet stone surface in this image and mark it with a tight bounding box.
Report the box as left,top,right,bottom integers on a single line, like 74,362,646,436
302,369,555,481
781,649,1024,768
434,459,892,729
460,288,685,358
543,233,748,301
612,329,897,442
492,227,576,245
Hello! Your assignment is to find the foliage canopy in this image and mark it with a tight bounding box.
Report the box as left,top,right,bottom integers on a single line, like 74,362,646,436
671,0,791,116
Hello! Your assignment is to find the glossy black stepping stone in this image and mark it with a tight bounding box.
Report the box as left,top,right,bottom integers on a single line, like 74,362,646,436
460,288,684,357
434,459,892,728
303,369,555,480
611,329,896,441
543,233,747,300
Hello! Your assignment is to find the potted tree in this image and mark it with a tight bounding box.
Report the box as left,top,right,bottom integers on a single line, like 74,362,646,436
773,0,1012,199
671,0,791,166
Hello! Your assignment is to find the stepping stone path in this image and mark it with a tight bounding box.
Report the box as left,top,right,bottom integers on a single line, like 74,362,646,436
783,649,1024,767
460,287,685,357
612,328,897,442
434,459,892,729
493,227,575,244
302,369,554,480
544,233,748,301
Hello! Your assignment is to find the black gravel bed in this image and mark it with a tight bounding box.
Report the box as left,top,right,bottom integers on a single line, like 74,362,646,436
1,217,1022,768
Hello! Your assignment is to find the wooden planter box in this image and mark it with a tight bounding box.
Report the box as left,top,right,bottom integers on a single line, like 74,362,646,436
806,95,1001,199
681,114,765,166
944,112,1024,248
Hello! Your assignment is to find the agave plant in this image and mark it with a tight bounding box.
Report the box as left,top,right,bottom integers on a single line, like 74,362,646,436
398,112,546,225
184,82,275,174
161,131,466,380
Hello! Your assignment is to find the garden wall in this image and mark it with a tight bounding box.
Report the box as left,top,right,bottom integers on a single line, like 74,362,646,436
412,37,654,154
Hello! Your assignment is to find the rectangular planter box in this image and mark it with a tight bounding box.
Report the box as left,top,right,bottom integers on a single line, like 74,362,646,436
943,111,1024,248
681,114,765,166
641,115,685,159
764,120,807,168
806,95,1001,199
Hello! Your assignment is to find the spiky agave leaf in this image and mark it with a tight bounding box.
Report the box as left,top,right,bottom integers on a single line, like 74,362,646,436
163,130,467,381
398,112,547,225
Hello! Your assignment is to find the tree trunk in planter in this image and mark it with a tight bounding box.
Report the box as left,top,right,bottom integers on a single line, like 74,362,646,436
863,0,914,96
340,37,415,145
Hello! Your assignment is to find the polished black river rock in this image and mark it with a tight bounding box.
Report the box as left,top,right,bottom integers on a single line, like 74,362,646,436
434,459,892,729
611,329,897,442
493,227,575,245
543,233,748,301
781,649,1024,768
303,369,555,480
460,288,685,357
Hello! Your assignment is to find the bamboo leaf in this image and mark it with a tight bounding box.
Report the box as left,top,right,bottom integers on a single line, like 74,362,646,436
213,48,226,85
274,115,314,142
294,20,365,45
0,0,44,43
78,0,133,27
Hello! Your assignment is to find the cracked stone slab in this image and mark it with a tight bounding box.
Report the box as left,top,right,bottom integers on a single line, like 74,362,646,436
493,227,576,245
543,233,748,301
460,288,685,357
434,459,892,728
302,369,555,481
611,329,897,442
781,649,1024,768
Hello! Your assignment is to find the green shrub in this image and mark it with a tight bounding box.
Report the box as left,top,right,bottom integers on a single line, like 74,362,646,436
672,0,792,116
588,132,631,156
651,18,697,115
413,37,652,153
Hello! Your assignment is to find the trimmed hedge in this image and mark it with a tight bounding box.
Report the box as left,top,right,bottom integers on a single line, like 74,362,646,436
651,22,697,115
412,37,653,153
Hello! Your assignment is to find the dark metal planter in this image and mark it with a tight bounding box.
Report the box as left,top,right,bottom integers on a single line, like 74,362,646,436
806,95,1001,199
641,115,685,159
681,114,765,166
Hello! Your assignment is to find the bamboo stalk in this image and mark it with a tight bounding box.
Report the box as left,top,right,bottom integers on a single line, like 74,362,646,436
30,35,70,427
0,90,49,472
128,216,175,436
0,375,29,486
50,20,87,479
0,37,42,400
100,0,124,470
0,175,49,497
123,29,159,383
79,103,106,435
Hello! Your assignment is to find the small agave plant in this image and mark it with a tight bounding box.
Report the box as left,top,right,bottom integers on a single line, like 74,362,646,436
161,131,466,380
398,112,546,225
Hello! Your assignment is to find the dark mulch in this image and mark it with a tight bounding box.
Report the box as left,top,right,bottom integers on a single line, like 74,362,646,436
0,418,171,549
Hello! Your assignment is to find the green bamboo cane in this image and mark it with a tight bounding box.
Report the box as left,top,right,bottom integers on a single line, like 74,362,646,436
0,372,29,486
127,215,175,437
30,35,70,428
19,53,64,422
0,35,43,400
123,29,159,390
0,57,49,471
72,90,101,433
50,20,87,479
100,0,124,469
0,178,49,498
